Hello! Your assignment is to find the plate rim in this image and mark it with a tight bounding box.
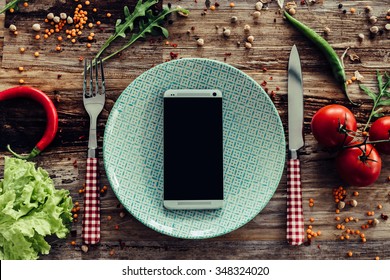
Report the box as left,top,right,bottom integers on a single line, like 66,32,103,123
103,57,286,239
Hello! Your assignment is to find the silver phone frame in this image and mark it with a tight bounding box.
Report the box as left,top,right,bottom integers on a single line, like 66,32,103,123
163,89,224,210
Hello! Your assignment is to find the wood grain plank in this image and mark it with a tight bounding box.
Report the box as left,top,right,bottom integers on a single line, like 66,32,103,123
1,0,390,260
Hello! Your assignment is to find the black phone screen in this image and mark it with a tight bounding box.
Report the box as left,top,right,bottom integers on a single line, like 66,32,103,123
164,97,223,201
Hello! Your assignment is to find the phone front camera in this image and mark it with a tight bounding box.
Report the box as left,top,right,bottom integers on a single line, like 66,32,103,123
212,92,217,97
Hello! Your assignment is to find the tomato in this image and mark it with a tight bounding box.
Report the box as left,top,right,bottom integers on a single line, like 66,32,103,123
335,143,382,187
369,116,390,154
311,105,357,148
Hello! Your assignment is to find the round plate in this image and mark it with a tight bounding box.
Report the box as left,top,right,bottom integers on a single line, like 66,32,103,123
103,58,285,239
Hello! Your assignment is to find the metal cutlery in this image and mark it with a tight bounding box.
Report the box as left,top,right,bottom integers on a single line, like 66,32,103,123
286,45,305,245
82,58,105,245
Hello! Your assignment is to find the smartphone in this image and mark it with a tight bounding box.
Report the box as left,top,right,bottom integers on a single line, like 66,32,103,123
163,89,224,210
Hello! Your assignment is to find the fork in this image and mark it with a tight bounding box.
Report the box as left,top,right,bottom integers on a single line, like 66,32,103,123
82,58,105,245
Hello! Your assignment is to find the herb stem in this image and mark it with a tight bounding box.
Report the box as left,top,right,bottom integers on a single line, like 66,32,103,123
94,0,159,60
101,7,186,64
362,71,390,131
0,0,24,14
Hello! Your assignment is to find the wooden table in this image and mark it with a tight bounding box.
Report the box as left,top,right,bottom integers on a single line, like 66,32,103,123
1,0,390,260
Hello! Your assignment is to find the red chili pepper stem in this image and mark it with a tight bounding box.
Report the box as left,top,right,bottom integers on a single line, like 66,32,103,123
6,145,41,160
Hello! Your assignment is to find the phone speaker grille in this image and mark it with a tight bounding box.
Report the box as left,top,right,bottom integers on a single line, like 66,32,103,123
177,201,212,205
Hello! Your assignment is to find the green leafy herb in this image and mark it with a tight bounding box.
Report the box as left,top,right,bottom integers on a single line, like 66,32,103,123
93,1,189,64
0,0,26,14
0,156,73,260
360,71,390,131
94,0,159,59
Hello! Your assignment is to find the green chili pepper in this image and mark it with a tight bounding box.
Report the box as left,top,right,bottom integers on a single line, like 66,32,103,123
284,11,359,106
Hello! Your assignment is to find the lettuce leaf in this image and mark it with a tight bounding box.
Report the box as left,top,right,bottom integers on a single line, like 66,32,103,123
0,156,73,260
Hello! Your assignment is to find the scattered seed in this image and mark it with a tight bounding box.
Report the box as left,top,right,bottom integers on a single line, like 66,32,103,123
47,13,54,20
53,16,60,23
324,27,331,35
255,1,263,11
9,24,17,32
223,28,231,37
347,251,353,257
70,241,76,246
197,38,204,46
337,201,345,209
288,8,296,15
247,35,254,43
244,24,251,32
106,13,112,18
253,11,261,19
364,6,373,13
18,66,24,72
350,199,358,207
385,24,390,31
229,2,235,8
34,51,40,57
81,244,89,253
369,16,378,24
370,26,379,34
244,42,252,49
19,79,25,84
32,23,41,32
350,7,356,14
230,16,238,23
60,13,67,20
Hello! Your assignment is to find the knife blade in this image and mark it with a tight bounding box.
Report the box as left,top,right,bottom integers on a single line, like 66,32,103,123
286,44,305,246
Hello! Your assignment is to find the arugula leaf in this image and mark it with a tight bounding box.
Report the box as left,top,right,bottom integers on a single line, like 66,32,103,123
361,71,390,131
100,6,189,64
359,84,377,100
94,0,159,59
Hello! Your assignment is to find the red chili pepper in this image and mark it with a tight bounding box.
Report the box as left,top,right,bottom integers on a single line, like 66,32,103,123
0,86,58,159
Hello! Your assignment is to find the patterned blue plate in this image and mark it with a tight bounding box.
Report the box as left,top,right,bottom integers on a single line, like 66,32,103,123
103,58,285,239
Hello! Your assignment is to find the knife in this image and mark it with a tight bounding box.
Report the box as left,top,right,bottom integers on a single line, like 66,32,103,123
287,44,305,245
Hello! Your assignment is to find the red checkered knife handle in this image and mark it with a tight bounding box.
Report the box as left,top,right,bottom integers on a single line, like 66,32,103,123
82,157,100,244
287,158,305,245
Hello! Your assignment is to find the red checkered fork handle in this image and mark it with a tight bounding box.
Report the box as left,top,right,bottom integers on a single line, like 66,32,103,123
287,158,305,245
82,158,100,244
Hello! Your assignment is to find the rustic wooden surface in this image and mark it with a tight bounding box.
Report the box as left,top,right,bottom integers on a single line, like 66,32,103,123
1,0,390,260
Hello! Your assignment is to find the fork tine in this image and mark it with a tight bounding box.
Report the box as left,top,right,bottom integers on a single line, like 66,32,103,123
94,59,99,96
83,59,87,97
99,58,105,95
89,59,93,97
